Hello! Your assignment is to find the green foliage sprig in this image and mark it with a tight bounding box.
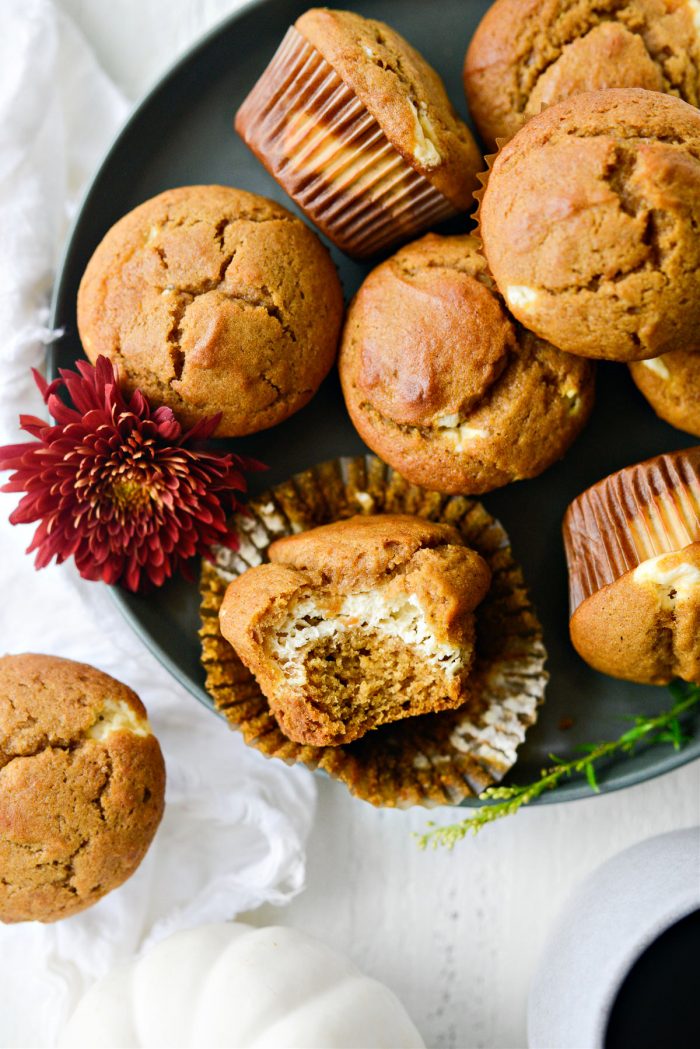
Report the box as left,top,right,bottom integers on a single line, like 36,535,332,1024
416,682,700,850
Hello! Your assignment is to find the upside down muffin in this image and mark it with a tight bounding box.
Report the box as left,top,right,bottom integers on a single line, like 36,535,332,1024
563,447,700,683
219,515,492,746
235,8,482,257
338,233,595,494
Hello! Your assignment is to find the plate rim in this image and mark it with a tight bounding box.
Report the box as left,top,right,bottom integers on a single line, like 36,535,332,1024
46,0,700,808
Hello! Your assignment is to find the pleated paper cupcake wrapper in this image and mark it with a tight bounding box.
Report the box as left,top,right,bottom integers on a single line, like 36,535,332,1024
563,446,700,616
471,136,506,265
234,27,458,259
472,97,553,255
199,455,547,809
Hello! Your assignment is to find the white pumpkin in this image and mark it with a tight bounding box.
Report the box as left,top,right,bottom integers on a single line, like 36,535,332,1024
58,922,425,1049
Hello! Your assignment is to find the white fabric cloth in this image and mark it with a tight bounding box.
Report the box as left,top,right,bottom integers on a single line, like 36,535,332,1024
0,3,316,1046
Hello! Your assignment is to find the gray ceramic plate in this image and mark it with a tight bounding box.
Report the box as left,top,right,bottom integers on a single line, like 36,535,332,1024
48,0,699,803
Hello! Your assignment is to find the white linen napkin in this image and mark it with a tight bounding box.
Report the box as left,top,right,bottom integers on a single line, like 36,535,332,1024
0,3,316,1046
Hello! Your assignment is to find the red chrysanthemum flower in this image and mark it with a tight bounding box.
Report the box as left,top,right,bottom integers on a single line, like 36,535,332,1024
0,356,264,592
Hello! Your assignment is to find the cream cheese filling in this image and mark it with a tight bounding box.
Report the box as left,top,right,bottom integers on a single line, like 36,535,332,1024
505,285,539,312
633,553,700,607
434,413,488,451
270,589,466,686
87,698,151,741
640,356,671,380
563,388,583,414
408,100,441,168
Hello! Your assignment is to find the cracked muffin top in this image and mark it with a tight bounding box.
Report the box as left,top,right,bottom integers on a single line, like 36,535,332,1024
338,233,595,494
464,0,700,147
0,653,165,923
77,185,344,436
479,89,700,361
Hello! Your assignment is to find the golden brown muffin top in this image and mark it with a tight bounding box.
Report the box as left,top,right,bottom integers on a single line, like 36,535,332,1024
296,8,482,209
268,513,468,589
464,0,700,147
77,185,343,437
340,233,513,426
338,232,595,494
0,654,165,924
629,350,700,438
570,542,700,684
0,653,150,767
480,89,700,360
564,444,700,685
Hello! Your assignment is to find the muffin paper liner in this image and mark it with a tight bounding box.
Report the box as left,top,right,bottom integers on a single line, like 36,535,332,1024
199,455,547,808
235,27,458,258
563,447,700,615
471,137,506,267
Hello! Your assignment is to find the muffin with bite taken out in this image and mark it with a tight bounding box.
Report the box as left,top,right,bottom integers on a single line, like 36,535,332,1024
219,514,492,746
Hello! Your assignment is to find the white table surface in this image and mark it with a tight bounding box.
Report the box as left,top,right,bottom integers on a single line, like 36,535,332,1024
53,3,700,1047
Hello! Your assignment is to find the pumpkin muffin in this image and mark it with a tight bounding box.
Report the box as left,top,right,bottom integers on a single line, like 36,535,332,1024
629,351,700,437
201,455,548,808
219,515,492,747
338,233,594,494
0,654,165,923
563,447,700,684
77,185,344,436
235,9,482,257
464,0,700,147
479,89,700,361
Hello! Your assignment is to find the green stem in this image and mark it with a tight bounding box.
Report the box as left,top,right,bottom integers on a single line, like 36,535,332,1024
416,684,700,850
